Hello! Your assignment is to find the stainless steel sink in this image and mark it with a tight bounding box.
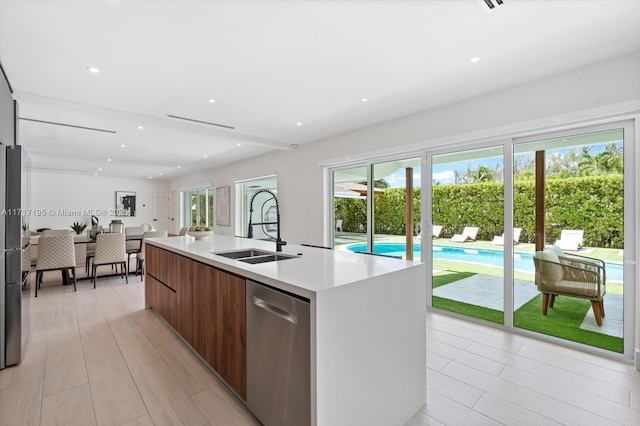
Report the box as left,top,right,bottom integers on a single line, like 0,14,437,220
238,254,297,264
212,249,298,264
213,249,272,259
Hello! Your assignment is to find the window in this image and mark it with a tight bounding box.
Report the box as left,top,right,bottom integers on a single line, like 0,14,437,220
235,176,278,238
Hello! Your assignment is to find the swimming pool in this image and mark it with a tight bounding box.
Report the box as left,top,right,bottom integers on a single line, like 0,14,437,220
346,242,624,281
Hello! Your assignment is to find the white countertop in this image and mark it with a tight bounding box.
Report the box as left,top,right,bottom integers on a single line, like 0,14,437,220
146,234,423,299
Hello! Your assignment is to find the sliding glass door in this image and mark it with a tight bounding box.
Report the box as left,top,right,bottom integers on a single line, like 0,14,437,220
513,124,630,353
332,157,421,259
431,147,505,324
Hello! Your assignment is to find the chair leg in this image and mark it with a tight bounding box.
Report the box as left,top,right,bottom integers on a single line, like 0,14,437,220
124,262,128,284
70,268,77,292
542,293,549,315
591,300,603,326
92,265,97,288
35,271,40,297
600,300,605,318
549,294,556,307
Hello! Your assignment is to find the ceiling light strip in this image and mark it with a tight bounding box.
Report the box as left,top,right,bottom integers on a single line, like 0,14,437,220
20,117,116,134
166,114,235,130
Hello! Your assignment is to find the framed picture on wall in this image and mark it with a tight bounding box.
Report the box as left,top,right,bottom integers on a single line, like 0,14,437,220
115,191,136,216
216,186,230,226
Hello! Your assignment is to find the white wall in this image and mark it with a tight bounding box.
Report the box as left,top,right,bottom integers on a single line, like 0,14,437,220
29,170,170,232
171,52,640,248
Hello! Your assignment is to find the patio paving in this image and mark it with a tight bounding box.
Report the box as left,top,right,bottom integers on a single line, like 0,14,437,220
433,274,623,338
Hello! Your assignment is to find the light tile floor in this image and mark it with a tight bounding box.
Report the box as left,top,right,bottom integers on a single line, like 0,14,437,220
1,271,639,425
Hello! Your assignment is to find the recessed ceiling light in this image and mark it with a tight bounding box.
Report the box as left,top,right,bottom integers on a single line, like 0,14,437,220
158,173,162,176
207,99,216,103
98,168,102,171
107,158,112,162
361,98,368,102
120,144,126,148
137,125,144,130
470,56,480,63
94,172,98,176
86,66,100,73
177,165,181,168
149,176,153,179
237,143,242,147
204,155,208,158
296,122,303,126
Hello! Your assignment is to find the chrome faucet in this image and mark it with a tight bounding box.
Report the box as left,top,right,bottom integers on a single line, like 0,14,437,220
247,189,287,252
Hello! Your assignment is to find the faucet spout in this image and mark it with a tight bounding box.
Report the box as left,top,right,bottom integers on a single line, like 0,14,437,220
247,189,286,252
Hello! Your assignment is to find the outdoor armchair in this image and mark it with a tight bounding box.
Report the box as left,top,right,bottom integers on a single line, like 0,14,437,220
533,246,606,326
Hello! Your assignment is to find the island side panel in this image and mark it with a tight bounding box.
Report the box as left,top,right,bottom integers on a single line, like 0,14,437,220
314,264,427,426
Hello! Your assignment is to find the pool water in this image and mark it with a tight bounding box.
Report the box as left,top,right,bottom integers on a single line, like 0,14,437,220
346,242,624,281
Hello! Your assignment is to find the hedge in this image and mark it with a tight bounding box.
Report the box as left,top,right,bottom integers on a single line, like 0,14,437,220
335,174,623,248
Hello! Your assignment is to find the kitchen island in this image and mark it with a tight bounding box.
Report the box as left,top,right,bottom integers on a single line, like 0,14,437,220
144,234,427,426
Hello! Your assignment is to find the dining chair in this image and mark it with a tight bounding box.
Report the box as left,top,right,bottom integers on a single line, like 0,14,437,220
178,227,189,236
91,232,128,287
35,235,76,297
136,230,168,280
125,226,145,271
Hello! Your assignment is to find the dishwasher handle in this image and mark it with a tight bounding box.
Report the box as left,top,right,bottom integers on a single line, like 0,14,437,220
252,296,298,324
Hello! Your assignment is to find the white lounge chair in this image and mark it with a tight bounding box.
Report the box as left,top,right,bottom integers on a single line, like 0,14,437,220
432,225,443,239
554,229,584,251
491,228,522,245
450,226,479,243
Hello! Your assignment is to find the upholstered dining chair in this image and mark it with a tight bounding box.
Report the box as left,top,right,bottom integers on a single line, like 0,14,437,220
35,234,76,297
92,232,128,287
125,226,145,271
136,230,168,280
178,226,189,236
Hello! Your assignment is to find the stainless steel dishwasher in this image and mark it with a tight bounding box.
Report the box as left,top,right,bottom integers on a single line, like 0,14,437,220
246,280,310,426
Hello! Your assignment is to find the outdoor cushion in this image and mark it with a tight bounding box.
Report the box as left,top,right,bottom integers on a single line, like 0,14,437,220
535,248,563,284
554,279,603,298
547,245,565,258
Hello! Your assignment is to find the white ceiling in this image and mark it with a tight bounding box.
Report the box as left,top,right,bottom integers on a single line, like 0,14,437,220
1,0,639,180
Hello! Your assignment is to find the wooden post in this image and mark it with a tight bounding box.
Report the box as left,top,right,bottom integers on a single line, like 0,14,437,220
406,167,414,261
535,151,545,252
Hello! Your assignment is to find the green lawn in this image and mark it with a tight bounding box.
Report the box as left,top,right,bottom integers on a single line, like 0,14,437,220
337,234,624,353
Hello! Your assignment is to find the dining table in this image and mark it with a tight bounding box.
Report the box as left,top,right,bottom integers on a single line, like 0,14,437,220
29,232,145,284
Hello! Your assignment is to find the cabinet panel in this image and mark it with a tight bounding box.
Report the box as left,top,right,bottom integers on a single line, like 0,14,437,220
146,244,173,288
214,270,246,400
192,261,217,367
175,254,194,346
146,274,176,327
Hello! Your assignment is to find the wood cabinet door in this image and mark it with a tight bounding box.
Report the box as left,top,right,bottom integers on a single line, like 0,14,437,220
214,269,247,400
146,275,176,327
175,254,194,346
191,261,217,367
146,244,174,288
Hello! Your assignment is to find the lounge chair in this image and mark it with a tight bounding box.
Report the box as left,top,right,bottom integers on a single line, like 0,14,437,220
450,226,479,243
416,224,443,240
491,228,522,245
554,229,584,251
533,245,606,325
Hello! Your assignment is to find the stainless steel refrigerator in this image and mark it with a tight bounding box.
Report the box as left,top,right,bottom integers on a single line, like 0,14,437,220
1,61,30,370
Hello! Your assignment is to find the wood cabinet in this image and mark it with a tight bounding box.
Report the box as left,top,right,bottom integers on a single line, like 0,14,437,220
145,275,176,328
146,244,246,400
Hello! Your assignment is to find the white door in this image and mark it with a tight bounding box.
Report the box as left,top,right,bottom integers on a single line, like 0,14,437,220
153,192,170,233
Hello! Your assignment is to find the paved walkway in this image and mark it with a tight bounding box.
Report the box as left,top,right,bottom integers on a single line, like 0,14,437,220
433,274,623,338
